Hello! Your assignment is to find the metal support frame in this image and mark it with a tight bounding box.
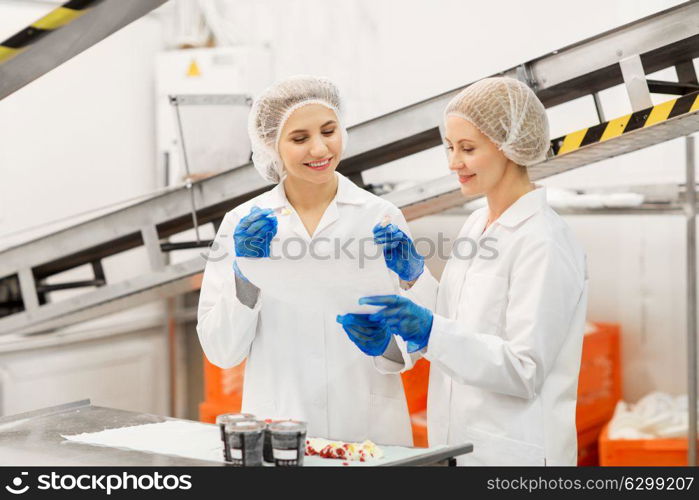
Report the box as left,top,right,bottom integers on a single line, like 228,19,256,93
647,80,699,95
33,259,109,295
141,225,166,272
676,60,699,85
17,268,39,313
686,135,698,466
515,63,537,90
592,92,606,123
36,280,106,294
91,260,105,283
171,98,201,244
167,94,253,247
211,217,224,234
619,54,653,111
160,241,213,252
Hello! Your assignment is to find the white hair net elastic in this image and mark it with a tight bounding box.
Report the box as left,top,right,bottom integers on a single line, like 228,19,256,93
247,75,348,183
445,77,550,166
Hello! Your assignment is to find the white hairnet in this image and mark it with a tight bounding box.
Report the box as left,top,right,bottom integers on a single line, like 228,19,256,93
248,75,348,183
445,77,550,166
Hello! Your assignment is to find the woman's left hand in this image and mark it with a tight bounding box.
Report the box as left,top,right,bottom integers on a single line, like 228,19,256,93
373,223,424,282
336,313,391,356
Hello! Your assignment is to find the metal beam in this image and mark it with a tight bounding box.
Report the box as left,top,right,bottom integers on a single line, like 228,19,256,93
0,0,167,100
17,268,39,313
0,259,203,335
141,225,166,272
339,2,699,172
647,80,699,95
36,279,105,293
513,2,699,107
0,166,271,278
676,60,699,85
620,54,653,111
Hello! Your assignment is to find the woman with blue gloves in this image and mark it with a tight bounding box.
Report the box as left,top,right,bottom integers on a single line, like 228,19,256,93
196,75,437,446
340,78,589,465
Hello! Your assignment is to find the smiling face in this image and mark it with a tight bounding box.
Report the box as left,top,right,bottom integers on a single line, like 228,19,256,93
277,103,343,185
444,114,515,197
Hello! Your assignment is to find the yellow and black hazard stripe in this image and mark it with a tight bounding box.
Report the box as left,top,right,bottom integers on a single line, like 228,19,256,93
552,90,699,156
0,0,102,65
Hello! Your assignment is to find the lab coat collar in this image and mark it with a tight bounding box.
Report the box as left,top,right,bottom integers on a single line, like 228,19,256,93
496,185,547,228
263,182,290,210
263,172,367,210
335,172,371,205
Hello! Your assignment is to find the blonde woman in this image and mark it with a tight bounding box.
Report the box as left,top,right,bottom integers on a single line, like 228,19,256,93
355,77,588,465
197,76,437,446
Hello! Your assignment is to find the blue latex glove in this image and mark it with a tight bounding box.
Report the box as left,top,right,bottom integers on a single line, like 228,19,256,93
234,206,278,258
336,313,391,356
361,295,433,353
373,223,424,282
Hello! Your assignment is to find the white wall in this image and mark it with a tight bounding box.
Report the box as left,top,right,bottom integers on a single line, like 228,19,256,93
0,1,171,414
0,325,169,416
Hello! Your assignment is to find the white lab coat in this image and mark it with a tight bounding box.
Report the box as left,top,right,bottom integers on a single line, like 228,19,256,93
197,172,438,445
425,186,588,465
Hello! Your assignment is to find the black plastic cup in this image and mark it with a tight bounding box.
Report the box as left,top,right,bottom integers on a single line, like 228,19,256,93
216,413,255,462
269,420,307,467
225,420,265,467
263,420,280,463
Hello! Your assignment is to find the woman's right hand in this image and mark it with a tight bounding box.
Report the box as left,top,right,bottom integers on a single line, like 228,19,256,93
373,223,424,282
234,206,278,258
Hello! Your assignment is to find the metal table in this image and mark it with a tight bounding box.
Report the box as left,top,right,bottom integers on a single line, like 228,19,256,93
0,400,472,466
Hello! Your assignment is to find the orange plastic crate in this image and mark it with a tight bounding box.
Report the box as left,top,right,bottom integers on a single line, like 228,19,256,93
410,410,428,448
199,356,245,422
199,400,241,424
577,422,605,466
599,424,689,466
576,323,621,432
402,357,430,446
401,358,430,414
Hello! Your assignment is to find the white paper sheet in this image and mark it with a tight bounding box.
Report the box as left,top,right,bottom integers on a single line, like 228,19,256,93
237,235,397,315
62,421,223,463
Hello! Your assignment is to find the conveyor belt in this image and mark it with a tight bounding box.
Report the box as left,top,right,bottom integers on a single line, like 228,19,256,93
389,92,699,220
